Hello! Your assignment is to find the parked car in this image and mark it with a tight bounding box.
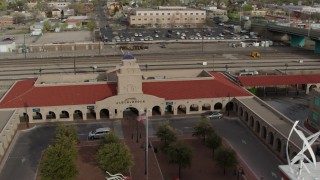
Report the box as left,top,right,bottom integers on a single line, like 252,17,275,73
88,127,110,140
203,111,223,119
2,37,15,41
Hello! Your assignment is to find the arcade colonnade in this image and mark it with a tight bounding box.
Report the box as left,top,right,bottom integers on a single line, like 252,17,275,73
232,97,303,161
20,97,235,123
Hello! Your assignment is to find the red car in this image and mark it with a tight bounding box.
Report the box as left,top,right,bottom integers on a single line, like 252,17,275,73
2,37,15,41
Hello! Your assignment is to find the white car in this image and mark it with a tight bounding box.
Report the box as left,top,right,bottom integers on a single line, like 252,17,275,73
154,34,159,38
205,111,223,119
134,33,138,37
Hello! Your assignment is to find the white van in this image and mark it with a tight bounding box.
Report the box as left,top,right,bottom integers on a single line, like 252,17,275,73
239,71,259,76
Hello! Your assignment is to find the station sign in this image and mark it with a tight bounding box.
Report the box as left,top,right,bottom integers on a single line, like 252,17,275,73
32,108,40,112
87,105,95,110
166,101,173,106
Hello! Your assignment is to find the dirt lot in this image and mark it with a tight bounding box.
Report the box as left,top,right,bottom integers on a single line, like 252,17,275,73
36,31,92,44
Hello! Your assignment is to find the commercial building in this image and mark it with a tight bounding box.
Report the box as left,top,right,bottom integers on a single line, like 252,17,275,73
0,54,250,123
0,16,14,26
129,6,206,27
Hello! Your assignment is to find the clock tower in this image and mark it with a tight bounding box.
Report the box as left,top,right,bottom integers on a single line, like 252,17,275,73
116,54,143,95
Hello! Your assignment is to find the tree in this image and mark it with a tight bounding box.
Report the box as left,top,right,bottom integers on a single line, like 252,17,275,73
156,122,177,152
96,143,133,174
53,124,79,145
192,118,213,143
242,4,253,12
69,2,84,16
0,0,7,11
40,124,79,180
86,21,96,31
215,147,238,175
40,143,78,180
43,21,52,32
35,1,48,12
206,132,222,159
13,13,25,24
101,131,121,145
167,142,193,179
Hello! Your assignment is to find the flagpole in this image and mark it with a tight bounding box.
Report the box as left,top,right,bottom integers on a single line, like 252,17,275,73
145,111,149,179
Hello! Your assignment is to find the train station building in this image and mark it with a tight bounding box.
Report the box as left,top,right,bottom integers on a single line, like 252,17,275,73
0,54,251,123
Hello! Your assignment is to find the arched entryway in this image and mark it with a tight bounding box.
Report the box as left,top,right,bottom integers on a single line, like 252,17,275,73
214,102,222,110
33,112,42,120
100,109,109,119
244,112,248,122
86,109,96,120
202,103,211,111
74,110,83,120
46,111,56,120
60,110,69,119
123,107,139,120
177,105,186,114
226,102,233,112
190,104,199,112
276,138,282,153
268,132,274,146
262,126,267,139
234,103,238,113
152,106,161,116
309,84,317,93
165,105,173,115
255,121,260,133
249,116,254,128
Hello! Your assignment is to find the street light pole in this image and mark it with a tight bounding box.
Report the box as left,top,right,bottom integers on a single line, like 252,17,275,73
212,54,214,72
202,36,204,52
308,12,312,37
73,55,76,75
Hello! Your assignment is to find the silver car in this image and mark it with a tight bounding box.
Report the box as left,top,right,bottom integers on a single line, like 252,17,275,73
88,127,110,140
205,111,223,119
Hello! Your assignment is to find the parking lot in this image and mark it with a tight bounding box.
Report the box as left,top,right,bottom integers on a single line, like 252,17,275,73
101,25,258,43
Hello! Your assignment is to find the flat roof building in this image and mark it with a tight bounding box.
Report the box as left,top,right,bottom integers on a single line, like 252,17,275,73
129,6,206,28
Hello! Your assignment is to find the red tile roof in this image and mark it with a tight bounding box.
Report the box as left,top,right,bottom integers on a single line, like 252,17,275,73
0,72,251,108
238,74,320,87
143,72,251,100
0,79,117,108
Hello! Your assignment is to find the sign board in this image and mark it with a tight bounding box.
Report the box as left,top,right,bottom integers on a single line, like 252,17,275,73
87,106,94,110
32,108,40,112
166,101,173,106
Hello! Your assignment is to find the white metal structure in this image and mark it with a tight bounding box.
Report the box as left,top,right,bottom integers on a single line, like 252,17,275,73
286,121,320,178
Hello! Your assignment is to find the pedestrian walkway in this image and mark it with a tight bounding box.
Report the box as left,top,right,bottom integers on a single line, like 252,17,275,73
121,119,163,180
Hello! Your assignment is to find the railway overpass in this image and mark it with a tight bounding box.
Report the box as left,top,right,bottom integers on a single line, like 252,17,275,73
266,24,320,53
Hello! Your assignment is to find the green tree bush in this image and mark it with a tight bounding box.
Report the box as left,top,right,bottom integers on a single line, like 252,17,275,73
167,142,193,179
192,118,213,143
156,122,177,152
96,143,133,174
215,146,238,175
206,132,222,159
40,124,79,180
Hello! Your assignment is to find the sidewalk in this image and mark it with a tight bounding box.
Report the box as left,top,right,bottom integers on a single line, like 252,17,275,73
121,119,163,180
